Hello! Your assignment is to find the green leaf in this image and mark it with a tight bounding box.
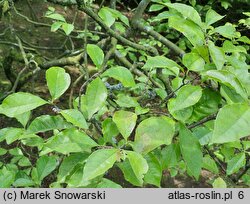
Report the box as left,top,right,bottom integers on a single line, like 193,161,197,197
161,144,181,169
208,41,225,70
98,7,116,27
0,167,16,188
168,85,202,113
115,94,139,108
60,109,88,129
46,67,71,101
126,151,148,184
133,116,175,154
81,149,118,184
102,118,119,144
211,104,250,144
168,15,204,47
118,159,142,186
179,123,203,180
46,13,66,22
102,66,136,87
45,128,98,154
13,177,35,187
113,111,137,141
227,153,246,175
164,3,202,26
96,178,122,188
0,148,7,156
202,155,219,174
205,70,248,100
4,128,24,144
143,56,180,76
57,153,89,183
18,157,31,167
190,88,221,122
0,92,47,118
213,23,238,39
149,4,165,12
79,78,108,120
205,9,224,26
62,23,74,35
86,44,104,69
144,153,162,187
15,111,31,128
32,155,57,185
51,21,63,32
27,115,72,134
213,177,227,188
183,53,205,72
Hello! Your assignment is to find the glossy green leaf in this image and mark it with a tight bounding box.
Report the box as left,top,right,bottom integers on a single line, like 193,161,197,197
226,153,246,175
32,155,57,185
213,23,238,39
0,167,16,188
45,128,98,154
144,153,162,187
168,85,202,113
96,178,122,188
0,148,7,156
164,3,202,26
213,177,227,188
46,13,65,22
115,94,139,108
81,149,118,184
113,111,137,141
161,144,181,169
202,155,219,174
168,15,204,47
62,23,74,35
143,56,180,76
133,116,175,154
27,115,72,134
118,159,142,186
205,9,224,26
208,41,225,70
102,66,136,87
206,70,248,100
190,88,221,121
179,123,203,180
46,67,71,101
60,109,88,129
98,7,116,27
80,78,107,120
102,118,119,144
51,21,63,32
183,53,205,72
211,104,250,144
3,128,24,144
86,44,104,68
57,153,89,183
0,92,47,118
126,151,148,184
13,177,35,187
15,111,31,128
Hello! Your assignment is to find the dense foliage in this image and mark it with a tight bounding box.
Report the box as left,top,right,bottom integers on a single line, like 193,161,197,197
0,0,249,188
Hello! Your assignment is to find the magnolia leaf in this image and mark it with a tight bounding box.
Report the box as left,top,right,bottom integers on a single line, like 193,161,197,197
133,116,175,154
46,67,71,101
179,123,203,180
0,92,47,118
211,104,250,144
113,111,137,141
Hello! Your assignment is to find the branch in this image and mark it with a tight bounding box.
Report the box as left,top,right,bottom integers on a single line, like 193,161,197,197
188,113,217,129
131,0,185,57
75,1,158,55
